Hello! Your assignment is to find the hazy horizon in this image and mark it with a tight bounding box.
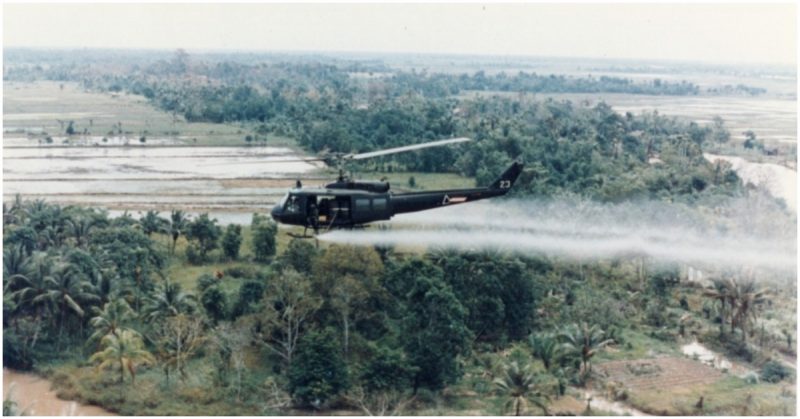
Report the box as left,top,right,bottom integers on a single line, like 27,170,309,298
4,3,797,67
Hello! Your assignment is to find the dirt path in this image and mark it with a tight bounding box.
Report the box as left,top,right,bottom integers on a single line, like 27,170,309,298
580,390,651,416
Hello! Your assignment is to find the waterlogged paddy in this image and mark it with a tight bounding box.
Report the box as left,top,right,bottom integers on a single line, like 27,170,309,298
4,146,320,179
3,145,326,214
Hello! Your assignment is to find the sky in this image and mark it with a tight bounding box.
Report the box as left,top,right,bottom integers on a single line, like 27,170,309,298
3,3,797,66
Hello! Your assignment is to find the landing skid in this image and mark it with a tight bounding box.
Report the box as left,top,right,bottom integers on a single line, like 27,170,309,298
287,232,317,239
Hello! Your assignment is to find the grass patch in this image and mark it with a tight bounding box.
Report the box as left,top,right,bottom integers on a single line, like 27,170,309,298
595,327,681,362
627,375,795,416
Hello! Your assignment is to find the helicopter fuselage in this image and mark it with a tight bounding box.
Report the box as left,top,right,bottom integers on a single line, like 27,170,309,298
270,161,523,232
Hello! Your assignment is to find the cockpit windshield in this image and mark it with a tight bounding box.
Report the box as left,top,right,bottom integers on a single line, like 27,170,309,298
283,194,301,214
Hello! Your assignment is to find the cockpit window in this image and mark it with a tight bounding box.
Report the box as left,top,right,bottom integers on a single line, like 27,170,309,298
284,195,301,214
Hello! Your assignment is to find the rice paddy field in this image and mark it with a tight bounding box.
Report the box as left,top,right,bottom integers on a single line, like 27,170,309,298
3,81,320,220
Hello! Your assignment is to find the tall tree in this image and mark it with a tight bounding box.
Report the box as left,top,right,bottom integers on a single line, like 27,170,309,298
151,314,206,382
258,269,321,366
185,213,221,262
43,264,100,341
139,210,168,237
288,328,349,408
168,210,189,255
390,259,472,392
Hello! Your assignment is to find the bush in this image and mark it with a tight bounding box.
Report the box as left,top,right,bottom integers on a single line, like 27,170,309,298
252,215,277,262
360,344,416,392
3,331,34,370
744,371,760,385
201,286,228,323
232,280,265,318
196,273,217,293
186,213,221,262
278,239,317,275
225,265,257,279
760,360,792,383
222,224,242,260
186,243,205,265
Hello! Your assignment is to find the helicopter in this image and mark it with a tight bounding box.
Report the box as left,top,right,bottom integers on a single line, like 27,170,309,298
269,137,524,236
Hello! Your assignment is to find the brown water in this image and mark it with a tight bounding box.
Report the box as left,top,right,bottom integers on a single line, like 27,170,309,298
2,368,115,416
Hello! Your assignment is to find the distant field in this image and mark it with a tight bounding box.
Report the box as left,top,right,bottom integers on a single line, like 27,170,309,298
3,81,297,148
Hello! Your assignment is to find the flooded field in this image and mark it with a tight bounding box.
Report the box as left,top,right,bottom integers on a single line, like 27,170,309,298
3,146,321,180
2,145,326,216
3,81,327,217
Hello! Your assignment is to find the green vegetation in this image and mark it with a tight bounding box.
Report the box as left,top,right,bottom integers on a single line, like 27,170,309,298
3,195,794,415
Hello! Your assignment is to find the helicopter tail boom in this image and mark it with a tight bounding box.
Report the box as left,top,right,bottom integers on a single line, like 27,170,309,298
390,161,524,216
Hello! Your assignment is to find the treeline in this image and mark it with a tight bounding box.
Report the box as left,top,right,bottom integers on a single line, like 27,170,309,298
387,71,701,97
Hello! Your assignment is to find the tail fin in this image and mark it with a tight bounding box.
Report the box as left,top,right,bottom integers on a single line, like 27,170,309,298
489,161,524,191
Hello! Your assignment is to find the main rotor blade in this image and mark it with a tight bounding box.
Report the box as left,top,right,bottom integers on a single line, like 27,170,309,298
199,157,326,167
345,137,472,160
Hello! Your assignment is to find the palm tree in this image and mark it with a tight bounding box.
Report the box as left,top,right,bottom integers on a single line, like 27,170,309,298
66,216,96,247
529,332,560,371
7,253,56,322
89,298,137,346
493,360,550,416
3,244,31,281
89,329,155,386
559,322,614,377
41,264,100,341
730,279,767,342
168,210,189,255
3,194,25,226
22,199,50,230
139,210,168,237
142,280,196,322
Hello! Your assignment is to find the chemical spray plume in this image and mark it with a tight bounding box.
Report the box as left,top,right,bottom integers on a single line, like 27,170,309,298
318,198,796,273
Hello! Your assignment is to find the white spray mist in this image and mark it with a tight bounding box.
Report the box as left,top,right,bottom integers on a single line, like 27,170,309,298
319,197,797,274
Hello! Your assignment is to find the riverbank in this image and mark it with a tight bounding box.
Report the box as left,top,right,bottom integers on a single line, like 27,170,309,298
3,368,115,416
